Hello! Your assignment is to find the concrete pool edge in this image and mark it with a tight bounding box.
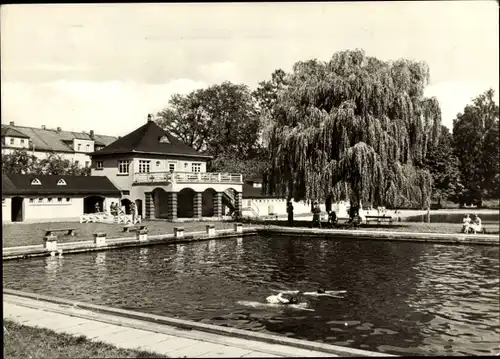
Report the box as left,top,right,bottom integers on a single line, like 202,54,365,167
2,227,259,261
259,226,499,246
3,289,390,357
3,225,498,260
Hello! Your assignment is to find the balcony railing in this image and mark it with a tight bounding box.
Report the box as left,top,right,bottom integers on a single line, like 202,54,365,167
134,171,243,185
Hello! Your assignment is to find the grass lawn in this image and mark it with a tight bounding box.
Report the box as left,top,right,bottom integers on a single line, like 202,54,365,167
3,319,165,359
2,220,245,248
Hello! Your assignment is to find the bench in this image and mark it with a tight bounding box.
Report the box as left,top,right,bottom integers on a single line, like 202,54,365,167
45,228,76,236
365,215,394,224
122,225,146,233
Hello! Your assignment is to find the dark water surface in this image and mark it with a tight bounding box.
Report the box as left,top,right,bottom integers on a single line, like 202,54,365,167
3,235,499,356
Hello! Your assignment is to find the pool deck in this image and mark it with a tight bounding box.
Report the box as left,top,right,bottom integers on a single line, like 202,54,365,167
3,223,498,261
3,289,387,357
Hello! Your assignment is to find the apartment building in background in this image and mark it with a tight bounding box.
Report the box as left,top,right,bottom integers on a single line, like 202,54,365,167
1,122,117,168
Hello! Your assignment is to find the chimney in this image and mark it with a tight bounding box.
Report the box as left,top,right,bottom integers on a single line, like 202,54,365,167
147,114,152,122
56,127,61,132
90,130,95,139
41,125,46,130
9,121,14,126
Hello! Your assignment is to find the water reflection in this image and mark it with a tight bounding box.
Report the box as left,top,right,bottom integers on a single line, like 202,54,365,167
208,239,216,252
3,236,499,356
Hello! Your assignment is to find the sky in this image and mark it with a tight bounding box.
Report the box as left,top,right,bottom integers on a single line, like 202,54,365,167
1,2,499,136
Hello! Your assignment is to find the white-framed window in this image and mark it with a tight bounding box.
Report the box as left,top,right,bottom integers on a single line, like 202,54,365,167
77,144,81,151
191,163,201,173
31,178,42,185
184,163,188,170
29,198,35,203
38,197,44,203
96,161,103,169
138,160,151,173
57,179,67,186
2,198,5,205
169,163,176,172
85,161,90,168
75,160,79,166
57,197,63,203
86,144,90,152
65,197,71,202
47,197,53,203
10,138,14,145
156,161,161,167
21,139,25,145
118,160,130,174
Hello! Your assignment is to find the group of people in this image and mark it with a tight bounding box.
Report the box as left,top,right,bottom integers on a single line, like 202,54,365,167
462,213,483,234
286,200,361,228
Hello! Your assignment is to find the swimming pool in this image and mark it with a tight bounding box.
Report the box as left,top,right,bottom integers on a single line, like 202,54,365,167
3,235,499,356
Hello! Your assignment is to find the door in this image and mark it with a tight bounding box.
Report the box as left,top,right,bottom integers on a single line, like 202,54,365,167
11,197,24,222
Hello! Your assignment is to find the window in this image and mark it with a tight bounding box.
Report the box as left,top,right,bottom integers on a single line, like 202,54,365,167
118,160,130,174
31,178,42,185
184,163,188,169
75,160,79,166
47,198,53,203
57,198,63,203
38,198,44,203
86,144,90,152
191,163,201,173
21,139,25,145
169,163,176,172
138,160,151,173
156,161,161,167
57,179,67,186
2,198,5,205
29,198,35,203
85,161,90,168
122,190,130,196
10,138,14,145
96,161,103,169
65,197,71,202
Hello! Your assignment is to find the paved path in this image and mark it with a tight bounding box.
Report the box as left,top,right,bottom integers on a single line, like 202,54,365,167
4,294,336,358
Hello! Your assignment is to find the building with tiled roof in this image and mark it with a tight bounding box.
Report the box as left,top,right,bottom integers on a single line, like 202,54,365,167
1,122,117,168
89,115,243,221
2,173,120,222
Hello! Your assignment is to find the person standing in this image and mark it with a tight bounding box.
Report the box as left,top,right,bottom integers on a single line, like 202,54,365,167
287,201,294,226
312,201,322,228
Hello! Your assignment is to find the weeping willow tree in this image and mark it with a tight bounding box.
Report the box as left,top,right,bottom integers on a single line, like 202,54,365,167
264,49,441,209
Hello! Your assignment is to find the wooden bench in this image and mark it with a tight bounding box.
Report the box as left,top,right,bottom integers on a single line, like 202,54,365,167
365,215,394,224
45,228,76,237
122,225,146,233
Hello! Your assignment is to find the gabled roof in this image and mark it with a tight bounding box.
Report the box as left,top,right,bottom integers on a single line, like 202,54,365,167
1,125,117,153
91,120,211,159
1,125,30,138
2,173,121,196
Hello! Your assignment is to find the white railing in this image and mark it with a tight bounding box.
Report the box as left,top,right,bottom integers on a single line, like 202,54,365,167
134,171,243,185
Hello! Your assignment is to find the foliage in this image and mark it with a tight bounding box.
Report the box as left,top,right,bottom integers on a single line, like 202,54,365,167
264,49,441,208
453,89,500,204
1,149,90,176
156,82,261,159
208,148,270,179
2,149,38,174
424,125,464,205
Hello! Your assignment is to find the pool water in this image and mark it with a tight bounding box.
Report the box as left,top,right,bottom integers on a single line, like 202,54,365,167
3,235,499,356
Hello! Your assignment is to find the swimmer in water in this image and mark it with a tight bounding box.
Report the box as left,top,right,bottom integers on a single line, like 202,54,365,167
267,292,299,304
277,287,346,297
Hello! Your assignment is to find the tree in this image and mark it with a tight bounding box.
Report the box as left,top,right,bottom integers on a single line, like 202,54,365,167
2,149,38,174
264,49,442,208
424,125,464,206
156,82,261,159
2,150,90,176
453,89,500,205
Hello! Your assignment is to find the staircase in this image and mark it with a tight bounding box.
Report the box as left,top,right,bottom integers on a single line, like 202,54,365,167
222,189,236,214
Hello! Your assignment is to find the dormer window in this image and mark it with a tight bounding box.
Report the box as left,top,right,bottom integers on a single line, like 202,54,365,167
77,144,81,151
10,138,14,145
31,178,42,185
57,179,67,186
159,135,170,144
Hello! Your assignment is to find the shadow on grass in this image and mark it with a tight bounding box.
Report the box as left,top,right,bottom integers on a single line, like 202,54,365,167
3,320,166,359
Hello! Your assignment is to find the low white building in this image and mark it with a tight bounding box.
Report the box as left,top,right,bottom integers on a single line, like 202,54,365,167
241,178,350,218
2,173,121,223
